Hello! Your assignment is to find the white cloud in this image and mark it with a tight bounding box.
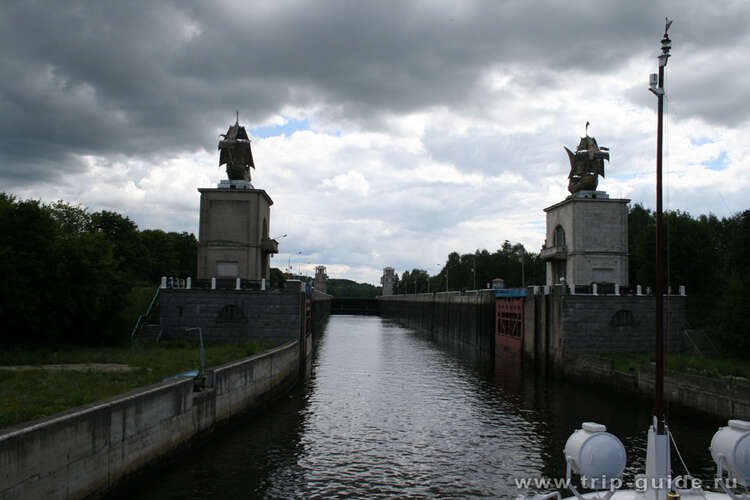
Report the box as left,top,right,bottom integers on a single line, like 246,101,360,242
321,170,371,196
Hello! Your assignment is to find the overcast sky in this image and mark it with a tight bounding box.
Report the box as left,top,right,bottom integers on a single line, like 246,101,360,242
2,1,748,284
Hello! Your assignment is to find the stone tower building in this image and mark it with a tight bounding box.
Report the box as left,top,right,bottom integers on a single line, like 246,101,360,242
539,132,628,287
197,118,279,281
314,265,328,293
380,267,396,296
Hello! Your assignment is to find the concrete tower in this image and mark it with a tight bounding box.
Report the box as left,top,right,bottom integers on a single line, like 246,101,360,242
380,267,396,296
540,132,629,287
197,118,279,281
314,265,328,293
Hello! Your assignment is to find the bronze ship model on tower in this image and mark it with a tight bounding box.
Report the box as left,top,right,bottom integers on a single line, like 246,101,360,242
218,115,255,182
564,124,610,195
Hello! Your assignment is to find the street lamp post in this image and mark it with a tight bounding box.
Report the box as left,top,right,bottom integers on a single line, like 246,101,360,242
185,327,205,381
473,254,477,291
519,253,526,288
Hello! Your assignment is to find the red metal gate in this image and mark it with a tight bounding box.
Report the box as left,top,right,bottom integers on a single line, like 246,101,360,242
496,298,524,358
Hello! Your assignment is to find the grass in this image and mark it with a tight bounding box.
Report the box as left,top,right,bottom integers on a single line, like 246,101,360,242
600,352,750,380
0,340,276,430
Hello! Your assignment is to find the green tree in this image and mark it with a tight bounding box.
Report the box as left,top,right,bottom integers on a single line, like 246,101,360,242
326,279,381,297
91,210,145,281
270,267,286,288
0,197,60,344
628,203,655,287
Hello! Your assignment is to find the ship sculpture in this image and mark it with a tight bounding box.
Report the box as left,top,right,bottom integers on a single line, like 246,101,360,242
565,125,610,195
218,114,255,182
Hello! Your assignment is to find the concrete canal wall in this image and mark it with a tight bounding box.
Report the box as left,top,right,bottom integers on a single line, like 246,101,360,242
0,340,301,500
311,289,332,333
378,291,496,359
562,354,750,420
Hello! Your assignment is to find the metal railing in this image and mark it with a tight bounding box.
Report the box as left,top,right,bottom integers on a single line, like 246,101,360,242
130,286,161,340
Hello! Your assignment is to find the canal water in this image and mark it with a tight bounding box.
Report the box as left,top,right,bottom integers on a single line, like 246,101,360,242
111,315,723,498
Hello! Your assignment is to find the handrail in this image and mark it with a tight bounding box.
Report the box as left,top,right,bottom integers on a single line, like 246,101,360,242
144,285,160,318
130,286,161,340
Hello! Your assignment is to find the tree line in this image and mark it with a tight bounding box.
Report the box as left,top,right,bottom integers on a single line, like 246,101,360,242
394,240,544,295
0,194,196,346
325,278,381,298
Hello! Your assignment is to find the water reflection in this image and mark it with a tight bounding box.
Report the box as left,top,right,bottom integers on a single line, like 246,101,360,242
109,315,723,498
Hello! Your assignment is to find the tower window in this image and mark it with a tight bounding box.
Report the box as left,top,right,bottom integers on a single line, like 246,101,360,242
554,225,566,247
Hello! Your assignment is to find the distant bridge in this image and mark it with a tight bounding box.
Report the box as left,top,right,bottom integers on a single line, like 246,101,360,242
330,297,379,315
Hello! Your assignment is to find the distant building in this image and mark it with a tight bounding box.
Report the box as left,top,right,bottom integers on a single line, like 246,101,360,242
314,265,328,293
380,267,396,296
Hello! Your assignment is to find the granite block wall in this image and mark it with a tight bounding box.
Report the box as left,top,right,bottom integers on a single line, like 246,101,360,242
160,288,305,344
523,288,686,363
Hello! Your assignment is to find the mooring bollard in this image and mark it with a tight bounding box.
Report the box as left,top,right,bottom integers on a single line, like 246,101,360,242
235,277,241,290
211,277,216,290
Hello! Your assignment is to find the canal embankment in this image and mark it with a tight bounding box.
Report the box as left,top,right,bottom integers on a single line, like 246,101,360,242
561,353,750,420
378,291,495,360
0,340,300,500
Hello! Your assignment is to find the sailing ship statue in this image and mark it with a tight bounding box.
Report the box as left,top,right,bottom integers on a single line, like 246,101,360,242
218,112,255,184
565,124,610,195
521,20,750,500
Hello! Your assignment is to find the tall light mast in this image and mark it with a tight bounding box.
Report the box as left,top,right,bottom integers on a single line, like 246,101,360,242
649,18,672,437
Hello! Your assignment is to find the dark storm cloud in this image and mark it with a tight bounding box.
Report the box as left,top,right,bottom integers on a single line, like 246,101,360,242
1,0,748,186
